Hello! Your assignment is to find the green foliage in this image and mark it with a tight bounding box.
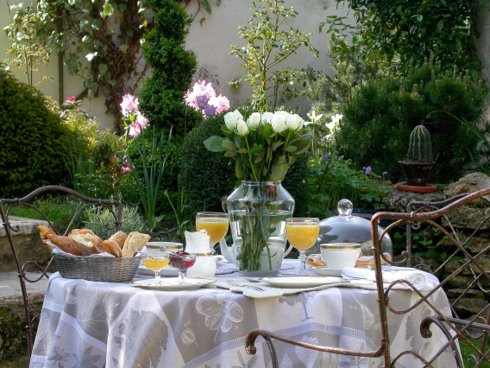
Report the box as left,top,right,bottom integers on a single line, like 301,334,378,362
0,69,73,197
83,205,147,239
8,197,82,230
406,125,433,162
306,155,390,219
179,115,236,212
5,0,149,126
125,129,171,231
3,2,50,85
333,0,483,77
139,0,202,138
230,0,318,111
335,62,487,183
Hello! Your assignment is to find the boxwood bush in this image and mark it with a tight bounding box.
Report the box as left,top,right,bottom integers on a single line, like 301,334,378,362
0,68,73,197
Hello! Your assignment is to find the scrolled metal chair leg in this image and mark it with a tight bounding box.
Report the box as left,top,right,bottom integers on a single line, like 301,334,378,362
420,316,464,368
246,330,279,368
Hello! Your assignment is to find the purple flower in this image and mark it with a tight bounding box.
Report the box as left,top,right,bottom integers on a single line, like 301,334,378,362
184,80,230,118
196,95,209,109
203,104,217,118
323,152,330,162
364,166,372,175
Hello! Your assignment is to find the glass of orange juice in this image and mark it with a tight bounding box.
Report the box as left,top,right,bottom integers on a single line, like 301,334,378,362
195,212,229,251
286,217,320,274
142,250,170,284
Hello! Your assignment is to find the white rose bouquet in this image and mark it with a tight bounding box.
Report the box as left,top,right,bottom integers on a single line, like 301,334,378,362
204,110,311,181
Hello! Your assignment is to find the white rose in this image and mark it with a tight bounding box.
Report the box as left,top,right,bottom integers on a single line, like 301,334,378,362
271,111,288,133
261,112,274,125
286,113,304,130
236,118,249,136
224,110,243,130
247,112,261,130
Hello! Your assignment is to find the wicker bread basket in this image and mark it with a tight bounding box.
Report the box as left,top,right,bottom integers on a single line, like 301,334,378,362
54,253,140,282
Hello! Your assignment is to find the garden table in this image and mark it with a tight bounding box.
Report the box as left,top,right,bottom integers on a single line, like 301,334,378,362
29,260,456,368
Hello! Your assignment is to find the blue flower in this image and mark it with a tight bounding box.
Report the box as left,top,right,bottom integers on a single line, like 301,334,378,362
323,152,330,163
364,166,372,175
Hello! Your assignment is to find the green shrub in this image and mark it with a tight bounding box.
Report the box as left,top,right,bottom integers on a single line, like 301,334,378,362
335,62,487,183
179,115,236,212
0,68,73,197
306,154,390,219
139,0,202,139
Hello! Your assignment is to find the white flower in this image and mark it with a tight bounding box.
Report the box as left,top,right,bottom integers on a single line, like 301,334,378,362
307,110,323,124
286,113,304,130
236,118,249,136
326,113,343,132
246,112,261,130
224,110,244,130
271,111,289,133
261,112,274,124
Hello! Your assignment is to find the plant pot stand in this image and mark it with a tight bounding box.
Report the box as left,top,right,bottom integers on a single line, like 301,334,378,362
394,182,438,193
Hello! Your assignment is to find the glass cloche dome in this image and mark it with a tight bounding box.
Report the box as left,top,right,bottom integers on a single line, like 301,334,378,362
310,199,392,259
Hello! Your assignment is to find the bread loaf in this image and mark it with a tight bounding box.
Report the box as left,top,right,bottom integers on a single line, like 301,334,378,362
46,233,82,255
95,239,122,257
109,231,127,247
122,232,151,258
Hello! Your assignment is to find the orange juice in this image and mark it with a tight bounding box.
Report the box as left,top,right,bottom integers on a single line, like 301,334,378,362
143,257,170,272
196,218,229,244
286,222,320,250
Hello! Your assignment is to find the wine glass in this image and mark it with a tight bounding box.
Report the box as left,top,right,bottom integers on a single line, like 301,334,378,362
169,251,197,284
195,212,229,252
142,250,170,285
286,218,320,275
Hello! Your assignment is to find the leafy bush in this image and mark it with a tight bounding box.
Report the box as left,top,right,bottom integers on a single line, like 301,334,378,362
139,0,202,138
0,69,73,197
335,62,487,183
306,154,390,219
83,205,147,239
179,115,236,212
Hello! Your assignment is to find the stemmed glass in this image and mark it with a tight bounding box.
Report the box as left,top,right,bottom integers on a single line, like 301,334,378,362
195,212,229,252
169,251,197,284
286,218,320,275
142,250,170,285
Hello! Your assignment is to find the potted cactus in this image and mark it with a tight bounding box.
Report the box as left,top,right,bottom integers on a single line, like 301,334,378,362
398,124,435,186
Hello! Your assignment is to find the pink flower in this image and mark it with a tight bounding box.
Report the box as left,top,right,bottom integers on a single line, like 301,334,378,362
65,97,76,103
135,112,149,130
184,80,230,118
120,160,132,174
120,94,139,116
209,95,230,115
129,122,142,138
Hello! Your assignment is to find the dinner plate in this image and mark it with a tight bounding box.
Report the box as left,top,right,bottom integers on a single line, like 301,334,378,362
261,276,343,288
312,267,342,277
132,278,216,291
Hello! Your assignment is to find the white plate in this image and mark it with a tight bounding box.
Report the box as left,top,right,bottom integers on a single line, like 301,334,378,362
132,278,216,291
262,276,343,288
312,268,342,277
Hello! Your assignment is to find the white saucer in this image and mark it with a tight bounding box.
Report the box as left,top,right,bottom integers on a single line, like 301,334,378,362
132,278,215,291
312,268,342,277
261,276,343,288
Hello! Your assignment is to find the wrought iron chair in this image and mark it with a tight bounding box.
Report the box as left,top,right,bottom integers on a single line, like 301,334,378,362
245,188,490,367
0,185,123,356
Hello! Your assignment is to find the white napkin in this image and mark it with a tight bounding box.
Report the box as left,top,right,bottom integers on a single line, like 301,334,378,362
342,266,440,291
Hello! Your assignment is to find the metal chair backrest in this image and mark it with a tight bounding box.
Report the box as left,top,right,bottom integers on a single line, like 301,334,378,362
371,188,490,367
0,185,123,356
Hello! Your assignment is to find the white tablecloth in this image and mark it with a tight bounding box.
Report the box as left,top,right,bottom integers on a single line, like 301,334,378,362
30,261,456,368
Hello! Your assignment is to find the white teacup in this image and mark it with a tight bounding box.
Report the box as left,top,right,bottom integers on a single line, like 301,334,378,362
320,243,362,269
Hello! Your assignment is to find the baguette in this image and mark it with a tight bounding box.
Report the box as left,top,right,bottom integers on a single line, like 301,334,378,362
122,232,151,258
109,231,127,248
46,233,82,255
95,239,122,257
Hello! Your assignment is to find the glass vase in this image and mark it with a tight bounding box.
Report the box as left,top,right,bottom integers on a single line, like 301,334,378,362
226,181,295,274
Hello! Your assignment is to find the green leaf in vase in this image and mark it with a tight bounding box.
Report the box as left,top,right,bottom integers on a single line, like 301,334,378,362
204,136,225,152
